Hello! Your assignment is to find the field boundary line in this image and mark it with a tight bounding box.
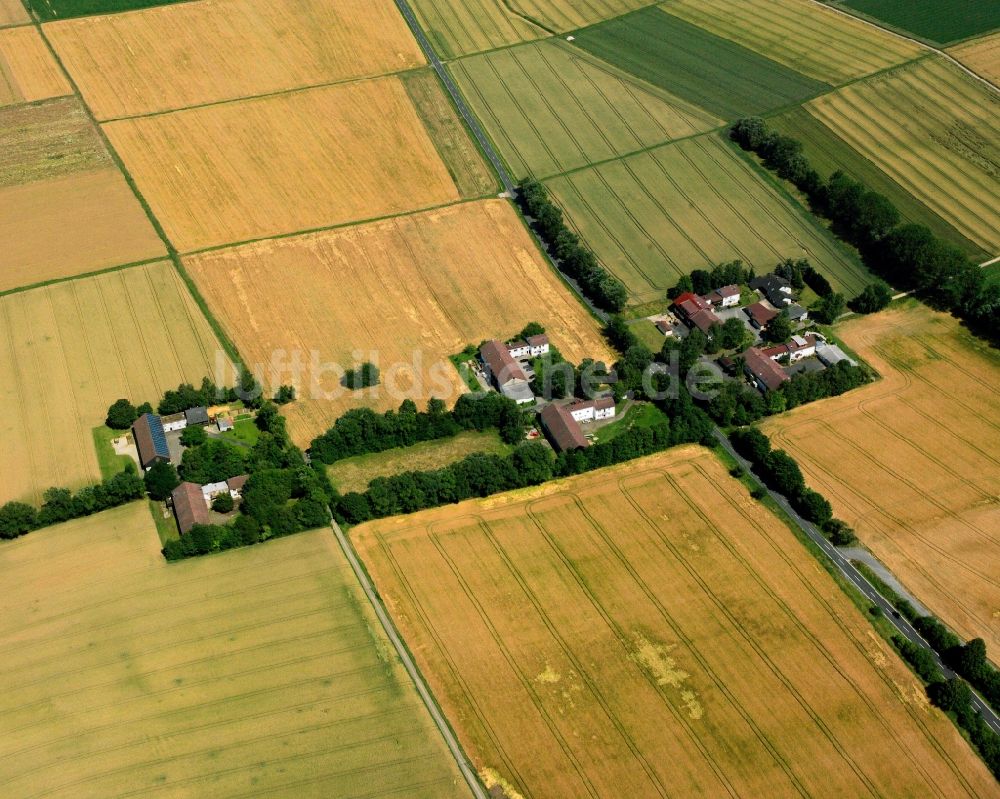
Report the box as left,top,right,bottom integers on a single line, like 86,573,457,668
0,255,166,300
807,0,1000,96
330,519,488,799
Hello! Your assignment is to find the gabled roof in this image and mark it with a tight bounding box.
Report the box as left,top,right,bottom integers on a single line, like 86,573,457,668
540,404,588,452
688,307,722,334
133,413,169,468
744,348,790,391
184,406,210,425
673,292,710,318
227,474,249,492
480,340,529,385
171,481,209,535
705,284,740,304
788,334,816,352
526,334,549,347
786,303,809,320
745,302,779,326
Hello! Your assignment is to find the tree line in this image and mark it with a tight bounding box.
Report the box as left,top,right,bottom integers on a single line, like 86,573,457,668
518,178,628,313
731,117,997,344
0,467,145,540
309,394,526,465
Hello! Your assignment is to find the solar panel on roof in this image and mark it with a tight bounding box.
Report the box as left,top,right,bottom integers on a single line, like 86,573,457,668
146,414,170,458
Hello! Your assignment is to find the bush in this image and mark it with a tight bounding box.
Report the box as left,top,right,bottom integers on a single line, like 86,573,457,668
822,518,856,546
849,281,893,314
211,493,234,513
273,384,296,404
144,461,180,501
179,425,207,447
106,399,138,430
343,362,380,389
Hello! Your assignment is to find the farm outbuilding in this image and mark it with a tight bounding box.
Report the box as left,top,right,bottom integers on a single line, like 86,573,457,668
185,406,210,426
171,480,209,535
133,412,170,470
539,403,588,452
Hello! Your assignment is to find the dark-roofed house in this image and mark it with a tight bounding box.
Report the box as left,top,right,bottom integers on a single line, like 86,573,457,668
540,404,588,453
744,348,791,392
133,412,170,470
184,406,210,426
750,274,794,306
745,302,779,329
171,481,210,535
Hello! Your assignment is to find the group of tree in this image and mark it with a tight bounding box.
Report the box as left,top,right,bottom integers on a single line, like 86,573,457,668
162,401,336,561
729,427,854,541
668,259,752,298
731,117,997,343
309,394,526,465
892,624,1000,779
342,362,380,389
0,466,145,540
518,178,628,312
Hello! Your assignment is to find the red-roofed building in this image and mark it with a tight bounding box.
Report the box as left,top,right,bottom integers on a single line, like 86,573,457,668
745,302,779,329
744,348,790,392
480,340,529,387
171,481,210,535
674,292,721,334
539,404,588,452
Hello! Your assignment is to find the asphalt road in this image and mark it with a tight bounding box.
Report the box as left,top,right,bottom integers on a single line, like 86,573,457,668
715,429,1000,734
330,520,489,799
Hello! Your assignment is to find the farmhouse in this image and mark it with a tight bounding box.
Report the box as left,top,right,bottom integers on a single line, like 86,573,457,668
171,480,210,534
744,347,790,392
133,412,170,470
566,396,616,423
507,334,550,359
479,339,535,405
185,406,210,426
539,403,588,452
704,284,741,308
750,274,794,306
745,302,779,329
227,474,249,498
673,292,721,334
161,412,187,433
760,334,817,363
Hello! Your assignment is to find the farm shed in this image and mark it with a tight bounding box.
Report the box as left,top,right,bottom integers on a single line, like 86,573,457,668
171,480,209,535
540,403,588,452
133,412,170,469
184,406,210,426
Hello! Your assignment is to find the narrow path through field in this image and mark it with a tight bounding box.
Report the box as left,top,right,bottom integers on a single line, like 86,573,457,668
330,519,487,799
714,429,1000,736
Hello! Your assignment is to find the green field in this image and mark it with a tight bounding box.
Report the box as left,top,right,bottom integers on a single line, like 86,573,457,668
328,430,512,493
0,505,466,797
450,39,721,178
26,0,184,21
546,134,870,305
804,56,1000,255
570,7,831,120
831,0,1000,45
592,402,669,443
90,426,133,481
769,105,989,259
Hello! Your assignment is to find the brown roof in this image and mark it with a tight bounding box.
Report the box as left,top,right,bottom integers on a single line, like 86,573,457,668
705,284,740,304
759,344,788,359
744,348,790,391
133,413,169,469
593,396,615,410
171,481,209,535
745,302,779,326
540,404,588,452
655,319,671,334
226,474,249,492
688,307,722,334
526,334,549,346
480,340,528,385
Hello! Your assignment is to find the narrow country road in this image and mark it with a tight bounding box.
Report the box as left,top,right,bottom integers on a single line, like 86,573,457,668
393,0,610,323
330,520,489,799
714,429,1000,735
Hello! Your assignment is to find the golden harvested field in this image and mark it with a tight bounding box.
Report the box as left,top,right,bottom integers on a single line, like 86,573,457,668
0,262,226,505
46,0,425,120
512,0,651,33
0,0,28,27
660,0,923,84
0,169,165,291
804,56,1000,253
950,31,1000,87
410,0,545,58
764,304,1000,651
0,508,467,798
185,199,613,445
105,78,460,253
0,26,70,107
354,447,996,798
402,69,496,198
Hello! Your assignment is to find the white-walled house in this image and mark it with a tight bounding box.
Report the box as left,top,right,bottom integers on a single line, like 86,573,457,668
565,397,616,423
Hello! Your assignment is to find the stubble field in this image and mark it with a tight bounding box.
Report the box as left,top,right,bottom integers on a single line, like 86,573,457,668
0,0,28,26
0,96,164,290
449,39,720,178
950,31,1000,86
409,0,545,58
545,135,869,305
803,56,1000,253
764,304,1000,650
46,0,426,119
0,262,225,505
104,78,460,253
185,199,613,446
660,0,923,84
0,507,466,798
354,447,995,798
0,26,70,107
